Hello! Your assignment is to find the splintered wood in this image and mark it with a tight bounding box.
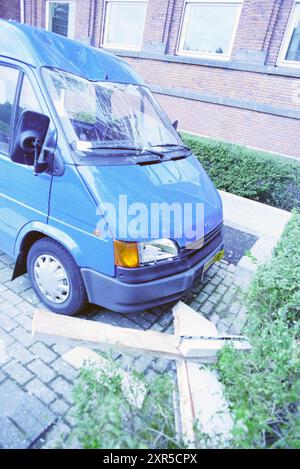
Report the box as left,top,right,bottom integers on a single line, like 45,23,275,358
173,301,234,448
32,300,251,448
32,305,250,362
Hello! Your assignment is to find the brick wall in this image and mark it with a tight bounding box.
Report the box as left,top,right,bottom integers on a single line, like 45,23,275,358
155,93,299,158
124,56,299,111
20,0,300,159
0,0,20,20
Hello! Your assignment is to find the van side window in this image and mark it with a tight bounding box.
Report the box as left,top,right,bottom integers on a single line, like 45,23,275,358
16,75,42,124
0,65,19,155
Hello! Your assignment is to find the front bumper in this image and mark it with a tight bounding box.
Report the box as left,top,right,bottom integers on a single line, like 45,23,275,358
81,240,224,313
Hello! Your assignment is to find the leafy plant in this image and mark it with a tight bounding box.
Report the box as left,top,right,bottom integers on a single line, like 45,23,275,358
181,133,300,211
216,210,300,448
68,358,181,449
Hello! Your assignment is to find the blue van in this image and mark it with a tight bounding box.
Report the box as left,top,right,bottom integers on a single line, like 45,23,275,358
0,20,224,316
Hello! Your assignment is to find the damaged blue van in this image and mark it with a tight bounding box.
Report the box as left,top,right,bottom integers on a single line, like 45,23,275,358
0,20,224,315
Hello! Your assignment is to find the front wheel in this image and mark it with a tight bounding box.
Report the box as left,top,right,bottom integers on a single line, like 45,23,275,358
27,238,88,315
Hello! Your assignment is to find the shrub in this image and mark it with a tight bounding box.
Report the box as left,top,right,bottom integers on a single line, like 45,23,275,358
181,133,300,211
69,358,180,449
216,210,300,448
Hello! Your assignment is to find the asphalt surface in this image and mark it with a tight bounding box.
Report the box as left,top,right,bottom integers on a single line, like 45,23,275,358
223,225,258,265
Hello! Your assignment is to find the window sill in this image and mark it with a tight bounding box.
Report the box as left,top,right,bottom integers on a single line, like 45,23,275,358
176,50,231,62
103,47,300,78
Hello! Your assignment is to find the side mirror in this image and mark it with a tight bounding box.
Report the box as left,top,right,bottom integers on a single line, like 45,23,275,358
10,110,50,175
173,120,179,131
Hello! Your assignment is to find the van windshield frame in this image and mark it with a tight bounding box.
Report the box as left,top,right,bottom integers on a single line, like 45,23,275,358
42,67,183,159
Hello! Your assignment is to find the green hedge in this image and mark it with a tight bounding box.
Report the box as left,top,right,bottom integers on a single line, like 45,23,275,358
217,210,300,448
181,133,300,211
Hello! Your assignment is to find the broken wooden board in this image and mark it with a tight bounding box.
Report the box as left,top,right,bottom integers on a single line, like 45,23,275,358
32,309,181,360
174,301,251,360
186,363,233,448
175,358,197,448
173,301,234,448
63,346,147,409
173,301,218,337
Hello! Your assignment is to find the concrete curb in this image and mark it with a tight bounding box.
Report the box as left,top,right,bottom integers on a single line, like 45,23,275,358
219,190,292,287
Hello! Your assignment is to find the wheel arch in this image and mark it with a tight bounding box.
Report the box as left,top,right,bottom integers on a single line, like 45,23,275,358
12,223,82,280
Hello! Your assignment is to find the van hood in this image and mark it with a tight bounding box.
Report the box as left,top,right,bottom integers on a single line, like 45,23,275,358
78,154,223,248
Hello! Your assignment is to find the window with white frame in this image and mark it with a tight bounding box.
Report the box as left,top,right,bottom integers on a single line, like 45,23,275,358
46,1,75,39
178,0,243,59
278,1,300,67
102,0,147,50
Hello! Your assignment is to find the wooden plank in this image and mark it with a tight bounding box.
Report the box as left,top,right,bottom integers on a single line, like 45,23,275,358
173,301,235,447
63,346,147,409
32,309,182,360
173,301,251,360
176,358,196,448
179,336,251,359
186,362,233,447
173,301,218,338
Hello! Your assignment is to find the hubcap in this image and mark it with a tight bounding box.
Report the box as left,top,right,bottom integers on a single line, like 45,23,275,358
33,255,70,304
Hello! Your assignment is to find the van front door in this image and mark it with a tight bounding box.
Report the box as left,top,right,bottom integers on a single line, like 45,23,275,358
0,65,52,258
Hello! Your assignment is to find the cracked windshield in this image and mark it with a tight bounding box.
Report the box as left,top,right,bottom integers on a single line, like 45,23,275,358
42,68,182,154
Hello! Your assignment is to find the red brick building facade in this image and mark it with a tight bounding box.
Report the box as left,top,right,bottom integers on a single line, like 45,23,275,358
0,0,20,21
2,1,300,158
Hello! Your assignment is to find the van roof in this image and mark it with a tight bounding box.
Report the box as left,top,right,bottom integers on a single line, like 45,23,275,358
0,20,143,84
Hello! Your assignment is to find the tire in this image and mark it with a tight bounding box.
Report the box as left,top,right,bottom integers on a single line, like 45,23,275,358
27,238,88,315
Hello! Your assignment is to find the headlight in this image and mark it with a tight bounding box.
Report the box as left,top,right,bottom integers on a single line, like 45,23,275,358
114,239,179,267
139,239,179,265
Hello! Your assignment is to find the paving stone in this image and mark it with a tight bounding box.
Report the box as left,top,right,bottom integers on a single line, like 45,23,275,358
202,283,216,295
3,360,34,386
0,313,17,332
210,312,220,326
30,342,57,364
1,290,24,305
11,327,35,347
200,301,215,316
126,312,155,329
0,268,13,283
15,313,33,332
195,291,209,305
41,422,70,449
133,356,155,373
152,358,172,374
94,311,142,330
26,378,56,405
0,380,55,448
8,276,32,295
0,416,29,449
27,359,56,383
50,377,73,404
208,291,222,305
0,301,23,318
20,289,40,305
51,341,73,356
50,399,70,416
7,342,35,365
158,312,173,329
50,358,78,381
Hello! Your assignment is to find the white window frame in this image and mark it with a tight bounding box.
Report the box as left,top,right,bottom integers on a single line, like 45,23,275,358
177,0,243,61
277,1,300,68
20,0,25,23
45,1,76,39
102,0,147,51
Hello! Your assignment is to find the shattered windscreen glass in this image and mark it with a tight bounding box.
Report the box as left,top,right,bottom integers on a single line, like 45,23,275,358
42,68,182,155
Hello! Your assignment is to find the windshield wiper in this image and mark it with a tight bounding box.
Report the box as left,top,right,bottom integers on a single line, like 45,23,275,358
150,143,190,152
86,145,165,158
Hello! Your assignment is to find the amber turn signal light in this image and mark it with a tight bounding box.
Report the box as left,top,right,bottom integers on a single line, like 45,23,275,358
114,240,140,268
